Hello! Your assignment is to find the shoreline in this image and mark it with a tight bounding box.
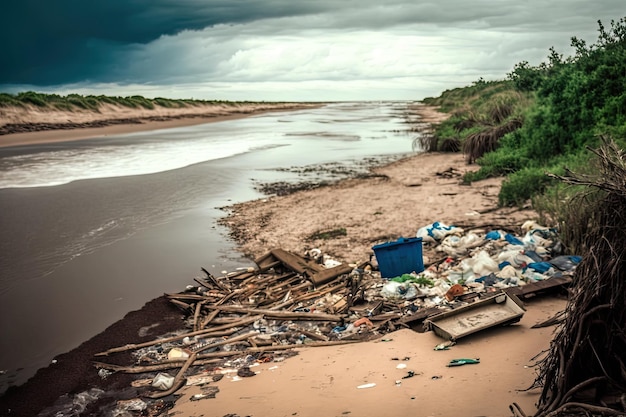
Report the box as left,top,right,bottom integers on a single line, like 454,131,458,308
0,103,563,417
0,103,321,148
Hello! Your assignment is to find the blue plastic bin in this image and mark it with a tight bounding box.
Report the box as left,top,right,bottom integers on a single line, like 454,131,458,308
372,237,424,278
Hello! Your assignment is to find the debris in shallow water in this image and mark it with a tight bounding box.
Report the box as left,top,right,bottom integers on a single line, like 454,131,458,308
97,368,113,379
116,398,147,412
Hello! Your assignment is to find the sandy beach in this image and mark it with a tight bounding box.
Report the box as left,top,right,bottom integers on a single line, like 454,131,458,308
0,103,567,417
172,296,566,417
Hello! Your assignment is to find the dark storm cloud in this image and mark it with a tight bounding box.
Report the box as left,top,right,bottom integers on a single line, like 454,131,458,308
0,0,330,85
1,0,623,96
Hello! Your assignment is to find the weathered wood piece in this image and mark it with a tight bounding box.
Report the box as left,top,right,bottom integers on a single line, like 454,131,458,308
309,263,353,286
211,305,344,322
94,315,263,356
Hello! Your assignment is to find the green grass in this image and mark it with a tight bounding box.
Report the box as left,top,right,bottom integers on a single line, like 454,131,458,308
0,92,283,112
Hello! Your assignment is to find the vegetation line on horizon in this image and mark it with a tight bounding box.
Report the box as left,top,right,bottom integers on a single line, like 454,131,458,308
0,91,300,111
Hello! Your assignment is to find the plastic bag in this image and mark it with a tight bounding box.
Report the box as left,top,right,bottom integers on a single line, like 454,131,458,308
417,221,463,243
380,281,418,300
447,261,475,284
485,230,504,240
468,250,500,277
437,232,483,257
497,250,535,268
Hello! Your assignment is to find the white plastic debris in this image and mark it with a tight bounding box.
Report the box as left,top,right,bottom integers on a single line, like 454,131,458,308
167,347,190,360
152,372,175,391
417,221,463,243
380,281,418,300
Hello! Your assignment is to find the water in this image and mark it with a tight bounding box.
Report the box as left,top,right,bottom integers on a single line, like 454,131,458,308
0,101,421,392
0,102,414,189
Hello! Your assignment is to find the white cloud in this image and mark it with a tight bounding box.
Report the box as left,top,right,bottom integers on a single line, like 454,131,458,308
6,1,622,101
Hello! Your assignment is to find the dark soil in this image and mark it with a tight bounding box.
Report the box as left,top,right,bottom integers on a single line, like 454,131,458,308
0,296,185,417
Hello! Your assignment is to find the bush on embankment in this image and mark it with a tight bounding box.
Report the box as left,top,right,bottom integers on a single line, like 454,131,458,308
422,17,626,213
0,91,272,112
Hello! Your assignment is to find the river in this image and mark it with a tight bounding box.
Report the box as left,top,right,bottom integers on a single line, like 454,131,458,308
0,101,423,392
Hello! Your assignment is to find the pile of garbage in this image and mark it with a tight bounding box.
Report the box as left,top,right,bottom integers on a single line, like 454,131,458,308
412,220,579,305
94,220,579,414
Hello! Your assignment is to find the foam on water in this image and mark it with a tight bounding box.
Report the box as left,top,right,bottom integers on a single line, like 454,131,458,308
0,136,261,188
0,102,417,189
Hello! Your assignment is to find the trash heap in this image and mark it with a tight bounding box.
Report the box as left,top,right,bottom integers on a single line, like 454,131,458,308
94,220,579,414
413,220,580,305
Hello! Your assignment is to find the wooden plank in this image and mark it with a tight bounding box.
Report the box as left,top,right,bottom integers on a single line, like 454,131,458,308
309,263,353,286
254,251,275,266
270,248,324,275
214,305,343,321
255,253,281,272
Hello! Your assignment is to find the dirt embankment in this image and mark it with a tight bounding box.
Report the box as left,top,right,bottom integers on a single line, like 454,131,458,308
0,101,321,138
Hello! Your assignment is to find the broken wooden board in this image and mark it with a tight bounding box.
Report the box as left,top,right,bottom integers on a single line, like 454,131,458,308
309,263,353,286
255,248,324,275
398,307,442,325
255,248,353,286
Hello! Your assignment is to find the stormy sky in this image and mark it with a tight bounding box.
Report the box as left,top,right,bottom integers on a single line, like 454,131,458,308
1,1,623,101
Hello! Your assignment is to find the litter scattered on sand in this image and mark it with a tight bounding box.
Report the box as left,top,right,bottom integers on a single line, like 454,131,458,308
92,220,576,416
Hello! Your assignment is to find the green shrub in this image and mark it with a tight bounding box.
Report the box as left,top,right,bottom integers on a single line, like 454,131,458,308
0,93,23,107
16,91,48,107
499,167,556,206
463,147,530,182
128,95,155,110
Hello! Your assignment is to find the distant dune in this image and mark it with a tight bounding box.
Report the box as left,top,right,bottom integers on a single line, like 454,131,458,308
0,96,321,146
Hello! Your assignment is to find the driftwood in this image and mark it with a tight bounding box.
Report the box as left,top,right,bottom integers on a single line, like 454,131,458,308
94,244,575,403
210,305,343,322
144,351,197,399
91,249,380,399
201,267,231,292
94,339,360,375
94,315,263,356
